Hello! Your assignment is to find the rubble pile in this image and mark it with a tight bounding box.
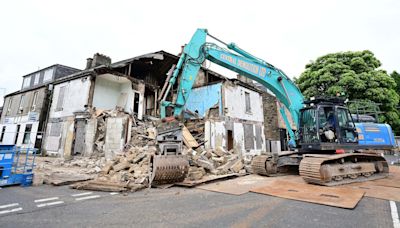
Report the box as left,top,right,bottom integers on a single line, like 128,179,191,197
72,116,158,192
86,145,157,191
33,157,106,186
184,146,247,181
36,109,251,192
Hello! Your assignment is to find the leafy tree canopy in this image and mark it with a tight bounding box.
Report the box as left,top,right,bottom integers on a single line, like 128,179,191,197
391,71,400,96
295,50,400,134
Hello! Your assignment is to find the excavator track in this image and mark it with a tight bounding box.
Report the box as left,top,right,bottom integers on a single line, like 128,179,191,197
251,154,287,176
149,155,189,186
251,155,273,176
299,153,389,186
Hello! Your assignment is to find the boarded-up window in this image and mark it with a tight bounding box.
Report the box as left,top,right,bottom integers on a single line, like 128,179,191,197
244,124,254,150
245,92,251,113
255,125,262,149
49,123,62,136
56,86,66,111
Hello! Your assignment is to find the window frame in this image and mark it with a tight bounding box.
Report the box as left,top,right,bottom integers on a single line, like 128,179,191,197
31,91,38,111
22,124,33,144
245,91,251,113
18,94,25,114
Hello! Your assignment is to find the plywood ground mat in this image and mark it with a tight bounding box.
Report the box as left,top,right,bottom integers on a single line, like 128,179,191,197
196,175,303,195
343,183,400,202
195,166,400,208
250,180,365,209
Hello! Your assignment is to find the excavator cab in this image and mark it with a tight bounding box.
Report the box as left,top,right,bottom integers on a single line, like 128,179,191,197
298,98,358,152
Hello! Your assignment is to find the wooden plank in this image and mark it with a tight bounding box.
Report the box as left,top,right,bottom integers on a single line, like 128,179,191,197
73,183,127,192
175,174,240,187
251,180,365,209
182,126,199,148
44,173,93,186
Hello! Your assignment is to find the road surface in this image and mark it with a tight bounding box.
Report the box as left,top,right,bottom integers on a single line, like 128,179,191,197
0,185,398,228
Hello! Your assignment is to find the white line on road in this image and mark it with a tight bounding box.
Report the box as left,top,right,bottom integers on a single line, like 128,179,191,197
0,203,19,209
36,201,64,208
110,192,119,195
390,201,400,228
34,197,59,203
72,192,93,197
75,195,100,201
0,207,23,215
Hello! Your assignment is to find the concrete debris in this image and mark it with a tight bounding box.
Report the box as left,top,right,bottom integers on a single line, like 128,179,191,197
35,109,249,192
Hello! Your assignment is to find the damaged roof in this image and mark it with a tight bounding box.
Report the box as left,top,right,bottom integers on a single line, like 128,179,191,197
30,50,262,95
111,50,177,68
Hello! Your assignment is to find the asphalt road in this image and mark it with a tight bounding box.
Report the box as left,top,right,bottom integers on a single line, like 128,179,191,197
0,185,398,228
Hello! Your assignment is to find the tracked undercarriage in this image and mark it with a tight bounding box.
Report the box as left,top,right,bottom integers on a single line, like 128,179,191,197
252,152,389,186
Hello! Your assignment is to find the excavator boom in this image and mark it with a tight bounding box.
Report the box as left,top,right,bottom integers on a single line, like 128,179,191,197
161,28,303,147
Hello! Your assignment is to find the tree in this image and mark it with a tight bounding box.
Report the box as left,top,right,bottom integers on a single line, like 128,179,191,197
391,71,400,97
295,50,400,135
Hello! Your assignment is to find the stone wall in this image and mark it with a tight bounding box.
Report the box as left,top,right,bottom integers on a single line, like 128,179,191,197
261,92,280,141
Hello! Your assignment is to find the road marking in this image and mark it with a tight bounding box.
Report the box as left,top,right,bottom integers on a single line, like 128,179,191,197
72,192,93,197
390,201,400,228
110,192,119,195
36,201,64,208
34,197,59,203
0,207,23,215
0,203,19,209
75,195,100,201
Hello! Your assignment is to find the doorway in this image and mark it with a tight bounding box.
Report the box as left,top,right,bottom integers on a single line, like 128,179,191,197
227,130,234,151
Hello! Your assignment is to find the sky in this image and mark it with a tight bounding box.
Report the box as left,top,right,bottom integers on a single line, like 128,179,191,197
0,0,399,105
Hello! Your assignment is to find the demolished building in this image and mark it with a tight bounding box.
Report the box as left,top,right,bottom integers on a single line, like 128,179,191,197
185,75,266,156
42,51,269,159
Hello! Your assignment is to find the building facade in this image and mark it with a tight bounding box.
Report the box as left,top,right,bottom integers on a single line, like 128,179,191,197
185,79,266,156
0,65,81,150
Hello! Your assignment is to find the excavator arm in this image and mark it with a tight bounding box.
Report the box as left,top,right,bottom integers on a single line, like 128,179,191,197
161,28,304,147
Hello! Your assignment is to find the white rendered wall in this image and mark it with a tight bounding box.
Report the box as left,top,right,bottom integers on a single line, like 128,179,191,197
223,85,264,122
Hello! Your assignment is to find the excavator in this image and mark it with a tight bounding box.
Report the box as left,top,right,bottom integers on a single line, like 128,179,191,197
150,28,397,186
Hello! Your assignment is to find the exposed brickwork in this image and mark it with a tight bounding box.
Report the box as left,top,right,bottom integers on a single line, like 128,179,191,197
262,92,280,141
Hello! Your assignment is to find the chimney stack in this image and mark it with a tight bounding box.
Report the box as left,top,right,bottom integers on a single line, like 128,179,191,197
90,53,112,68
85,58,93,70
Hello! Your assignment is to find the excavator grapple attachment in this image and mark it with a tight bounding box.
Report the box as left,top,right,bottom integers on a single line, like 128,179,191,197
149,120,189,186
149,155,189,186
299,153,389,186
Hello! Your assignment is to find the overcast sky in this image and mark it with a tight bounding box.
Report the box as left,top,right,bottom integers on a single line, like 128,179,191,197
0,0,399,105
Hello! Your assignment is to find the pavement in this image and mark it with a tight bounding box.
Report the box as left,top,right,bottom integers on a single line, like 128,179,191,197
0,184,398,228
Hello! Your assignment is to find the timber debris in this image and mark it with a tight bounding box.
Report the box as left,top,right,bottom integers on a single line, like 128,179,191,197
36,109,248,192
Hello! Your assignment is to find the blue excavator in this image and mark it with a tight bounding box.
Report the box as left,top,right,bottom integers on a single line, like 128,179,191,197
152,28,397,186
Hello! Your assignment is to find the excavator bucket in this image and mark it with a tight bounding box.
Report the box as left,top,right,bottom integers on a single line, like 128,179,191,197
149,155,189,186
